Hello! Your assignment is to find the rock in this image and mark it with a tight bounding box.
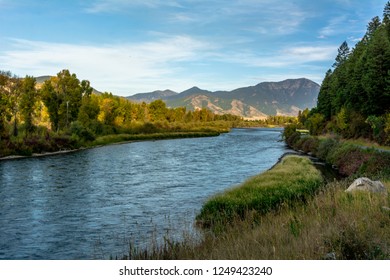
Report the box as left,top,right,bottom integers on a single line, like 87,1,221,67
324,252,336,260
345,177,387,194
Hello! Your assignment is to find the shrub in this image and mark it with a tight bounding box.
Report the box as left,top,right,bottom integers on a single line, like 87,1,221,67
70,121,96,142
316,137,339,161
359,151,390,178
300,137,320,155
286,132,301,148
336,148,371,176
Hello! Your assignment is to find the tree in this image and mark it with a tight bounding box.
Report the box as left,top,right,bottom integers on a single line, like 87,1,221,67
333,41,350,68
365,16,382,42
384,1,390,20
305,113,325,135
41,78,60,131
148,99,168,122
41,70,83,131
20,76,38,135
98,94,118,126
383,1,390,32
316,69,333,120
362,25,390,116
0,71,12,139
78,93,100,126
55,70,82,129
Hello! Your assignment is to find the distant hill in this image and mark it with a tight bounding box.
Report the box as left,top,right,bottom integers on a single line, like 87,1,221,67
129,89,178,103
127,78,320,120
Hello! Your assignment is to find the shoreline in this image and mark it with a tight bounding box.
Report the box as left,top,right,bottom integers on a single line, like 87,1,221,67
0,147,88,161
0,131,222,162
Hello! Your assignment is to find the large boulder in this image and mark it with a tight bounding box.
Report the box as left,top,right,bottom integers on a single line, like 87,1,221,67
345,177,387,194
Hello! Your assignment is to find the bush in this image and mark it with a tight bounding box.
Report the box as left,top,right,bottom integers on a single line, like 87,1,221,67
336,148,371,176
316,137,339,161
359,151,390,178
300,137,320,154
70,121,96,142
286,132,301,148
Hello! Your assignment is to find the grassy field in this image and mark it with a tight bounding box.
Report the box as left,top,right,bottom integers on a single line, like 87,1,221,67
119,155,390,260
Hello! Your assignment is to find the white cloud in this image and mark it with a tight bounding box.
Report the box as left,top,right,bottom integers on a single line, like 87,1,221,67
85,0,182,13
0,37,333,95
213,45,337,68
318,15,348,38
0,36,215,95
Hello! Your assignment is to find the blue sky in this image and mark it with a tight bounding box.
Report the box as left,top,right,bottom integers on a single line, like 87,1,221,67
0,0,387,96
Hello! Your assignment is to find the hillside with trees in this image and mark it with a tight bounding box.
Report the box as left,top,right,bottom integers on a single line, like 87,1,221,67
0,69,242,157
291,2,390,145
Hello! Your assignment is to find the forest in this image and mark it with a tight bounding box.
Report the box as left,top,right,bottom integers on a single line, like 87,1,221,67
293,2,390,145
0,69,244,157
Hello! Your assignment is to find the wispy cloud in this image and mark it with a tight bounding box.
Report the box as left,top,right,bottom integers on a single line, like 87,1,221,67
85,0,182,13
222,0,310,35
318,15,349,38
0,36,214,94
214,45,337,68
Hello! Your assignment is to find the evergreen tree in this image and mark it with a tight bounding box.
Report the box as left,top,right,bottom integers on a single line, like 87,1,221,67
362,25,390,116
332,41,350,68
317,69,333,120
365,16,382,42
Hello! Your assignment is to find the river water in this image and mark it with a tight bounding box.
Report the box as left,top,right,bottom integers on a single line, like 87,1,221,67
0,128,289,259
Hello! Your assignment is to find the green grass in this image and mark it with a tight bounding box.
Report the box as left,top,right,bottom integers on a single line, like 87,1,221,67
196,155,324,231
121,165,390,260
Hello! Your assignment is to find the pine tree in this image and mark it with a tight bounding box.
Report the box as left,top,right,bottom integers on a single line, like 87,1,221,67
332,41,350,68
317,69,333,120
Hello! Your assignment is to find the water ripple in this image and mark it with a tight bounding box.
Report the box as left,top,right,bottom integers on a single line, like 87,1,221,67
0,128,288,259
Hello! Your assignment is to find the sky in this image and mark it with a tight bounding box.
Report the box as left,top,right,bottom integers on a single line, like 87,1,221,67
0,0,387,96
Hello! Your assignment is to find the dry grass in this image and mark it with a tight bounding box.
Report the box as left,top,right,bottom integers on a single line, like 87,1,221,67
124,174,390,260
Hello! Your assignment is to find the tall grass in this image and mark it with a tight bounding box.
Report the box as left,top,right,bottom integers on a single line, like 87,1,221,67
196,156,324,231
124,179,389,260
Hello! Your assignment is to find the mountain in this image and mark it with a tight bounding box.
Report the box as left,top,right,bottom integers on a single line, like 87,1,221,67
128,78,320,119
129,89,178,103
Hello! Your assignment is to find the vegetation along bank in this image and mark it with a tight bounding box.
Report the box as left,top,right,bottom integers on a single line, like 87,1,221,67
121,2,390,259
0,69,245,159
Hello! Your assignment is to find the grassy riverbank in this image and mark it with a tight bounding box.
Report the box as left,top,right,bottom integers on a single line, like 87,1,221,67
0,126,227,160
284,131,390,178
196,156,324,232
90,131,222,147
119,154,390,260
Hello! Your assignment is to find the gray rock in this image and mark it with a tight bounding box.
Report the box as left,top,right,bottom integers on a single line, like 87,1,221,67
324,252,336,260
345,177,387,194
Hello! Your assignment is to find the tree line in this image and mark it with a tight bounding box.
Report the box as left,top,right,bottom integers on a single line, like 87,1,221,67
295,1,390,145
0,69,242,156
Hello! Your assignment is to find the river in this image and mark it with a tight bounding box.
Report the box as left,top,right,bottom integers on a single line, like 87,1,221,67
0,128,289,259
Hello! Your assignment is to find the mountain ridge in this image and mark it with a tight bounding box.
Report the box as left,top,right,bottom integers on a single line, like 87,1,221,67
127,78,320,120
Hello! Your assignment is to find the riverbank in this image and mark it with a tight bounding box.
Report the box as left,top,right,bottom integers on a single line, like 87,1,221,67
120,150,389,260
284,131,390,178
0,130,223,161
